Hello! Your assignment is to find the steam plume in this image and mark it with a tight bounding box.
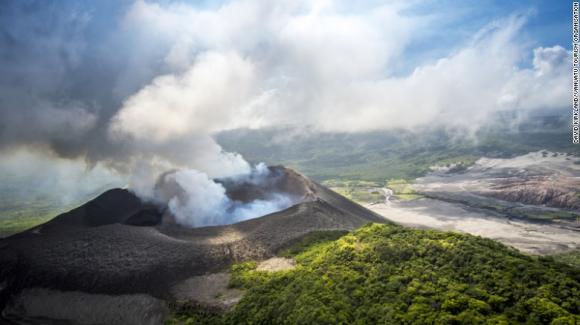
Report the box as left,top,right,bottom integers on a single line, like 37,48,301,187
153,164,297,227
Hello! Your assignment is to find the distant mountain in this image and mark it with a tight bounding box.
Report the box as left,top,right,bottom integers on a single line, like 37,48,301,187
216,113,579,182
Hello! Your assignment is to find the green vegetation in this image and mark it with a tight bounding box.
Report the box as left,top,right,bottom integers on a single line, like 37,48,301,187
0,213,54,237
432,155,479,170
166,302,224,325
387,179,423,201
322,178,425,204
552,250,580,269
278,230,349,257
322,179,384,203
168,224,580,324
510,210,580,222
0,195,64,237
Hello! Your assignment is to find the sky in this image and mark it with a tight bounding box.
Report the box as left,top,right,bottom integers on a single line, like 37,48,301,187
0,0,573,200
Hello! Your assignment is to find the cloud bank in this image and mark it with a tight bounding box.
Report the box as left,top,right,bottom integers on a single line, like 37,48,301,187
0,0,571,179
112,2,569,139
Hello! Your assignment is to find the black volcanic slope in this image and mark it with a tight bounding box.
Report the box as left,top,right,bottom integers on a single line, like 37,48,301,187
0,167,384,314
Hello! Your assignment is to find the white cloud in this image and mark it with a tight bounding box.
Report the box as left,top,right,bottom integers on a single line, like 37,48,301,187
498,45,570,111
109,51,254,179
110,51,257,142
105,1,570,179
111,1,568,141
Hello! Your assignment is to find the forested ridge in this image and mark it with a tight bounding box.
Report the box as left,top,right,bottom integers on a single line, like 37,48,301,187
169,223,580,324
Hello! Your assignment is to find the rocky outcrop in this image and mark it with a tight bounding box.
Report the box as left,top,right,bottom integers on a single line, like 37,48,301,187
485,177,580,211
414,152,580,219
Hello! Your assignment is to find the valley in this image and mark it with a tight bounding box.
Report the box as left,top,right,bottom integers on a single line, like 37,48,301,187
362,151,580,255
217,126,580,259
366,198,579,255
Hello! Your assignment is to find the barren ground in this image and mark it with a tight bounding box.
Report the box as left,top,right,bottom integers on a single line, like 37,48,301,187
256,257,296,272
170,273,243,311
366,151,580,255
366,199,580,255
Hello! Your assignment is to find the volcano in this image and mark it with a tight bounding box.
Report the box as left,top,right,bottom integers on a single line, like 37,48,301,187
0,166,384,323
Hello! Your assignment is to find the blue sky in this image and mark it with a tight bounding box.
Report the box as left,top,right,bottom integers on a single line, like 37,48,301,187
0,0,570,77
389,0,572,74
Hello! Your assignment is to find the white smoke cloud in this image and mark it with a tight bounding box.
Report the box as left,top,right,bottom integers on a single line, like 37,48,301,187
229,193,294,223
110,51,257,141
163,169,229,227
153,164,297,227
108,51,254,181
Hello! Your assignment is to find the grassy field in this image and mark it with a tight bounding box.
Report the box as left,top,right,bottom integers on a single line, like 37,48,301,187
322,179,384,203
0,194,68,237
0,213,55,237
321,178,424,204
386,179,423,201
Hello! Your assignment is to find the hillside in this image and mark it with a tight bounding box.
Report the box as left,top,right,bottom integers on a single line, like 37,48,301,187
216,116,578,182
170,224,580,324
0,167,384,323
